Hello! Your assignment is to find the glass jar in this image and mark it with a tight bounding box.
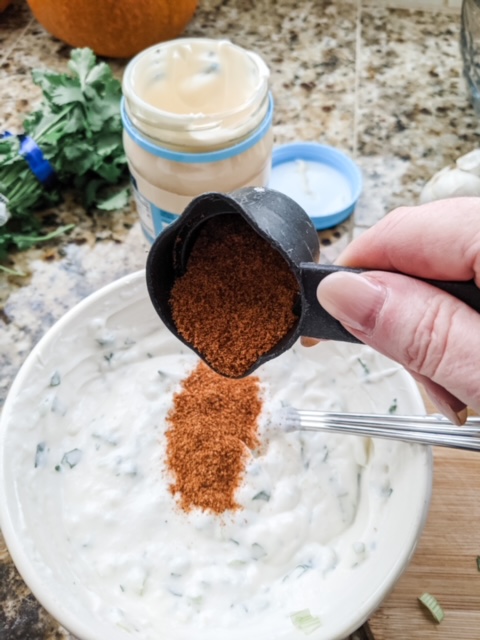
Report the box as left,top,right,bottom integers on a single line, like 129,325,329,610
461,0,480,115
122,38,274,242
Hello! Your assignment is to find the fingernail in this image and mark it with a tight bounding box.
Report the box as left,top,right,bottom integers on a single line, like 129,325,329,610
301,337,321,348
317,272,387,336
432,400,467,426
456,407,468,426
424,386,468,426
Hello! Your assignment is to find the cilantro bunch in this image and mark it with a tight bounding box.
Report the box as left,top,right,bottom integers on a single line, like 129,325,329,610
0,48,129,264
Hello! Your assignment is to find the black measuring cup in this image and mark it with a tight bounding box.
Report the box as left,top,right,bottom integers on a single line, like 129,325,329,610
146,186,480,377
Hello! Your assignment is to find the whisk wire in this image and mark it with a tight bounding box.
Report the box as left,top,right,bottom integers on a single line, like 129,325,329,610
283,409,480,451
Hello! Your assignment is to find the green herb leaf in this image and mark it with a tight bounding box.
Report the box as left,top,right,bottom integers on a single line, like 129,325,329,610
476,556,480,572
418,592,445,623
96,187,130,211
0,47,128,265
0,263,25,276
67,47,97,88
290,609,322,635
11,225,74,251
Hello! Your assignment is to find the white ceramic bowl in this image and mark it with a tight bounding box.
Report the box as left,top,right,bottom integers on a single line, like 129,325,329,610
0,271,432,640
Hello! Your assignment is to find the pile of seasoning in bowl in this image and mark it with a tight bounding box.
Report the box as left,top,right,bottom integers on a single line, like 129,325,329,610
0,271,432,640
166,361,262,513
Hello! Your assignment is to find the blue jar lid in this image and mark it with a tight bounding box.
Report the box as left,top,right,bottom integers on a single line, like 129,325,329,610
269,142,362,230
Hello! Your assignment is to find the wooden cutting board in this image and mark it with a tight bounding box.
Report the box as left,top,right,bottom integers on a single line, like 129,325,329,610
368,445,480,639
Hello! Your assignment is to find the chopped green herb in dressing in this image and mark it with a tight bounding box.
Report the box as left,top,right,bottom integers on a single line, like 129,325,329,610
357,358,371,375
290,609,322,634
388,398,398,414
252,490,270,502
34,442,48,468
61,448,82,469
50,371,61,387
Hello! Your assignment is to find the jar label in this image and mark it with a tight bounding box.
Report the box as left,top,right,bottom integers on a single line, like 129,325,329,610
131,180,156,238
130,177,180,242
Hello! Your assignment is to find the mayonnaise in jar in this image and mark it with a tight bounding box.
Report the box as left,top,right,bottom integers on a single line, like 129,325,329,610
122,38,273,242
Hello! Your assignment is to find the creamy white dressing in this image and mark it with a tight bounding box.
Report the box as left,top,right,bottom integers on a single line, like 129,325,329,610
123,38,270,146
138,40,265,117
1,273,431,640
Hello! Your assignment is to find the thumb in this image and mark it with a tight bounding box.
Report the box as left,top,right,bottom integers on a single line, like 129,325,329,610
406,369,467,425
317,270,480,413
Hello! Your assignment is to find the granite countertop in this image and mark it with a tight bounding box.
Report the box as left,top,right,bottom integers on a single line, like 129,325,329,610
1,0,479,638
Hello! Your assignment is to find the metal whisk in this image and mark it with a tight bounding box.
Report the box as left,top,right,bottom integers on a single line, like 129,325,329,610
280,409,480,451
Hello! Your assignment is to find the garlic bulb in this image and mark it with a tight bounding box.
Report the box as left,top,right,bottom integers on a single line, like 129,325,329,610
420,148,480,204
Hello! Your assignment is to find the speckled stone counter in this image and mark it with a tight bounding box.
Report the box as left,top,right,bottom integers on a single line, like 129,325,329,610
1,0,479,638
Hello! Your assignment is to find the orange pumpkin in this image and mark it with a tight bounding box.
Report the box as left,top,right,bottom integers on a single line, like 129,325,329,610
26,0,198,59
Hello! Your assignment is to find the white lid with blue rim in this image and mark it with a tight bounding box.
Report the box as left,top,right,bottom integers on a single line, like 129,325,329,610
269,142,362,231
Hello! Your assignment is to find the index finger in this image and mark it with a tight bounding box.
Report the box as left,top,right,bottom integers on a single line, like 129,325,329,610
338,198,480,284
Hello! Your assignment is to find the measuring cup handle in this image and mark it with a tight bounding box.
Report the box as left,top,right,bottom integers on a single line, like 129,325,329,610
299,263,480,341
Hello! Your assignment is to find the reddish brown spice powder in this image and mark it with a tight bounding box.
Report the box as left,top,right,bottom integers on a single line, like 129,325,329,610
170,214,300,378
166,361,262,514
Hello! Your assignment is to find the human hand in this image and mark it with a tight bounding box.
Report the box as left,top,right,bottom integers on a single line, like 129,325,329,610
316,197,480,425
